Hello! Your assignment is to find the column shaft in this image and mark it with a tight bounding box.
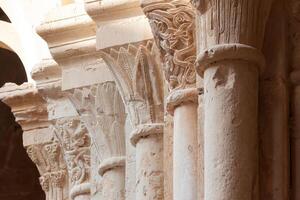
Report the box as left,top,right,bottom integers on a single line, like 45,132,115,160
173,102,198,200
102,168,125,200
204,61,259,199
194,0,273,199
136,134,164,199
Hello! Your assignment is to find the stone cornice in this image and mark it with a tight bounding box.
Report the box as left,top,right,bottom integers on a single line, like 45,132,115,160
84,0,153,50
37,3,96,49
85,0,143,22
31,58,62,93
0,83,48,131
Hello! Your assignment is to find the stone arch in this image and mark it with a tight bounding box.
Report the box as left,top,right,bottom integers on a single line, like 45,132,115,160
0,7,10,22
0,24,45,200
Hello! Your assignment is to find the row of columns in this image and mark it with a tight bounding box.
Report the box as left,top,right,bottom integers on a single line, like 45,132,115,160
1,0,293,199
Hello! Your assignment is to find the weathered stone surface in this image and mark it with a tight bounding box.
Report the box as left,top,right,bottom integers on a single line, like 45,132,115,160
0,1,297,200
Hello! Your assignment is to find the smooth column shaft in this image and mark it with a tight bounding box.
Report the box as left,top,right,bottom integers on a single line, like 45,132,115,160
173,102,198,200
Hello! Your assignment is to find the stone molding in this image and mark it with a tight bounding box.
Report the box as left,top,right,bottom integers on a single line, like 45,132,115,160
0,83,48,131
166,87,202,115
70,182,91,200
36,3,95,49
0,83,70,200
196,43,266,77
98,156,126,176
130,123,164,146
85,0,143,23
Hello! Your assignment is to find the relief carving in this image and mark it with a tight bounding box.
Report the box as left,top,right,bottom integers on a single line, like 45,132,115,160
142,0,196,90
100,40,165,200
100,40,164,127
69,81,126,162
26,139,68,199
52,118,91,199
68,82,127,199
52,118,90,186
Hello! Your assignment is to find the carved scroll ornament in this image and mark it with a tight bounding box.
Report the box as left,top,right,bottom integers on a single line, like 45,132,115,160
52,118,91,187
142,0,196,90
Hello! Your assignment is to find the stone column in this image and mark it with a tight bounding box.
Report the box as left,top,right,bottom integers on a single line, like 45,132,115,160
259,0,289,199
52,117,91,200
0,83,69,200
101,41,164,200
289,0,300,198
69,81,126,200
141,1,200,199
193,0,273,199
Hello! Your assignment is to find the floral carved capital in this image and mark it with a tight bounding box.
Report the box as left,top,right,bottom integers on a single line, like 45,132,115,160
26,139,67,191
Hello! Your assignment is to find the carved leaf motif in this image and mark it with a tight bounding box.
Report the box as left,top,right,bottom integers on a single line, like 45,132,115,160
100,40,164,126
143,1,196,90
69,82,126,163
26,139,67,191
52,118,90,186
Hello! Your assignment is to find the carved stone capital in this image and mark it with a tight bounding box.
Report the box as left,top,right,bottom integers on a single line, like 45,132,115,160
100,40,164,127
0,82,70,199
130,123,164,146
52,117,91,199
98,156,126,176
166,87,202,115
142,0,196,90
69,82,126,161
26,141,68,195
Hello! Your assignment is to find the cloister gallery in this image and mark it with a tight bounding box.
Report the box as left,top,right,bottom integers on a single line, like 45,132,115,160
0,0,298,199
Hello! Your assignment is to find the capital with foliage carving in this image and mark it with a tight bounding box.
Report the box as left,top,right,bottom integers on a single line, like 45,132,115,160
52,117,91,199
